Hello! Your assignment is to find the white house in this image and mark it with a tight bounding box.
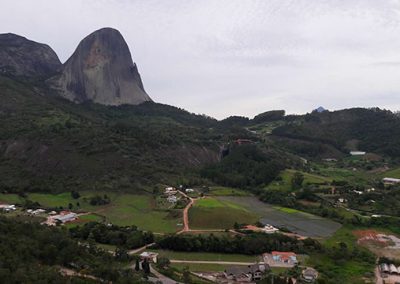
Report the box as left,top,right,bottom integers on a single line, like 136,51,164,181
0,204,16,212
185,188,194,193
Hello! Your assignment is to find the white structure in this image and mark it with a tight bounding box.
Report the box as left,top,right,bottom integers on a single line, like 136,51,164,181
185,188,194,193
53,212,77,223
164,187,177,195
0,204,16,212
383,177,400,185
140,252,158,263
167,195,178,203
350,151,366,156
261,224,279,234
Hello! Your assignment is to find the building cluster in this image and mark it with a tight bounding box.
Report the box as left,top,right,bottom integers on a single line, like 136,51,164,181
242,224,279,234
164,187,180,203
221,263,268,283
0,204,16,212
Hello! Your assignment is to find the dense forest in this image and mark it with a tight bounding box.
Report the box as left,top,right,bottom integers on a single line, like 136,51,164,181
157,232,322,255
0,217,148,283
201,145,287,189
271,108,400,159
69,222,154,249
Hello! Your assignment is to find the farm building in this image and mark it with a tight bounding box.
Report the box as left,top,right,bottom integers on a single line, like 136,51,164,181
140,252,158,263
185,188,194,193
53,212,77,223
167,195,178,203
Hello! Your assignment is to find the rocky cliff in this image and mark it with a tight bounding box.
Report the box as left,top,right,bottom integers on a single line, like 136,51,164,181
0,33,61,79
52,27,151,105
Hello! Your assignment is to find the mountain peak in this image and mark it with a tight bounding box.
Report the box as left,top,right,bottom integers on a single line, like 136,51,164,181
0,33,61,78
51,27,151,105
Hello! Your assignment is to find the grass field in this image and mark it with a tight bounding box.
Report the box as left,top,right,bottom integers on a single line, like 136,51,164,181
188,197,259,229
0,191,180,233
208,186,250,197
266,169,332,192
149,249,261,262
380,167,400,178
0,193,23,204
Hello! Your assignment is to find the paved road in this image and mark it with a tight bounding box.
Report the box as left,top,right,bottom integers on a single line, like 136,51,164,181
150,265,183,284
128,242,155,255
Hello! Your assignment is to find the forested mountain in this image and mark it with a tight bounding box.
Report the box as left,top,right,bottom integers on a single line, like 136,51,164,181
270,108,400,159
0,75,227,193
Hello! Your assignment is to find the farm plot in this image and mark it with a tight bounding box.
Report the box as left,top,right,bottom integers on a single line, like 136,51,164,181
218,196,341,238
188,197,259,230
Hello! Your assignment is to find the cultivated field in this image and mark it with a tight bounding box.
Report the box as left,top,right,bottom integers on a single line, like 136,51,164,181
188,197,259,230
218,196,341,238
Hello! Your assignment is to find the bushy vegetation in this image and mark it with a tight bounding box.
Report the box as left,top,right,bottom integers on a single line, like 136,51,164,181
157,233,322,255
201,145,285,189
272,108,400,159
69,222,154,249
0,216,147,283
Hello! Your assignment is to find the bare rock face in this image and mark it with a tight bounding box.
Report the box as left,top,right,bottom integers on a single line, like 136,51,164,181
0,33,61,78
53,28,151,105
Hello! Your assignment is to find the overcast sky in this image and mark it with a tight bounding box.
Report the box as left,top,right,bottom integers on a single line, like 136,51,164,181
2,0,400,119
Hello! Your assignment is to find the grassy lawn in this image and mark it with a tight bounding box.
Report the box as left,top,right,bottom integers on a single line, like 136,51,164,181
272,206,302,214
0,193,23,204
208,186,250,197
189,197,259,230
97,194,180,233
380,166,400,178
149,249,260,262
171,263,228,272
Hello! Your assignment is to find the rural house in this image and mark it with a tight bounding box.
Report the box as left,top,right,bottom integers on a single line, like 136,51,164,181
302,267,318,282
224,263,269,282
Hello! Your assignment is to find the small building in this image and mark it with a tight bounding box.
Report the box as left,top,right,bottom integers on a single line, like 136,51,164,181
383,177,400,185
271,251,298,265
140,252,158,263
185,188,194,193
350,151,366,156
302,267,318,282
323,158,337,162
